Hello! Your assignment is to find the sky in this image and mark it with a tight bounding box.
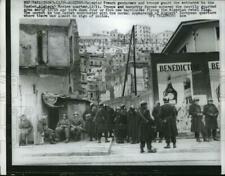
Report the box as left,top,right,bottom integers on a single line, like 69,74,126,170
76,14,219,36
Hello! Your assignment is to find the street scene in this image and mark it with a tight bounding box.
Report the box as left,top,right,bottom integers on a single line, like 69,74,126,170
12,17,220,165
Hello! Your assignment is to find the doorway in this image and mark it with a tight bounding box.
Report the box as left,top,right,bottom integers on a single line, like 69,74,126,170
48,108,59,130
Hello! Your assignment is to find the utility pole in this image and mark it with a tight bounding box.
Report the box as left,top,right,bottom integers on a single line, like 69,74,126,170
133,26,137,96
122,25,137,96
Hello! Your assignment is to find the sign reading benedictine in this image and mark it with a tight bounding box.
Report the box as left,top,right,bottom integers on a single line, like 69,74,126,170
157,62,193,106
208,61,220,104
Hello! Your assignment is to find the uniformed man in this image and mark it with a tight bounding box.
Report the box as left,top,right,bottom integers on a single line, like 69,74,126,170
106,105,115,138
114,106,121,143
137,101,156,153
152,101,163,143
70,112,85,141
83,103,97,141
127,105,139,144
94,104,109,143
159,98,178,148
37,114,56,144
55,114,71,143
114,104,127,143
189,98,208,142
19,114,33,146
203,98,219,141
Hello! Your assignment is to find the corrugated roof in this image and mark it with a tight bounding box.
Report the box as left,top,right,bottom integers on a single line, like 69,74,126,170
20,19,71,27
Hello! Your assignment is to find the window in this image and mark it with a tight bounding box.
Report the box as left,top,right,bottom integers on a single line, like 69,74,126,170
179,45,187,53
216,27,219,40
37,31,44,64
69,36,73,64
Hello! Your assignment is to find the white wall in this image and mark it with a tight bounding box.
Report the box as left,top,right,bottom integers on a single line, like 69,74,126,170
174,23,219,53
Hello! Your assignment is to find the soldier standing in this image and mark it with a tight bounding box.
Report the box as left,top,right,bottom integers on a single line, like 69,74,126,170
152,101,163,143
83,103,96,141
70,112,85,141
19,114,33,146
55,114,71,143
37,114,56,144
114,105,127,143
203,98,219,141
159,98,178,148
138,101,156,153
106,105,115,138
189,98,208,142
94,104,109,143
127,105,139,144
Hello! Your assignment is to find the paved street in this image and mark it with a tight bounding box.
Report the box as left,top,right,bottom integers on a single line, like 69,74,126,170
13,138,220,166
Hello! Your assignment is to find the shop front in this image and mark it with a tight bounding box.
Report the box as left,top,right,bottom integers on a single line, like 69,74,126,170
151,52,220,133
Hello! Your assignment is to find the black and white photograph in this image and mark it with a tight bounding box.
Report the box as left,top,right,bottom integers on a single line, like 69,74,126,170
7,0,225,174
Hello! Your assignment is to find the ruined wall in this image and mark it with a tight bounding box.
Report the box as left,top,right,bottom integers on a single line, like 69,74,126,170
20,26,70,67
14,72,69,145
47,30,69,67
19,30,37,66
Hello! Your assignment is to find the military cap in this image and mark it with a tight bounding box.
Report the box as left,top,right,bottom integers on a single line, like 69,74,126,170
192,97,199,102
163,97,169,103
140,101,147,105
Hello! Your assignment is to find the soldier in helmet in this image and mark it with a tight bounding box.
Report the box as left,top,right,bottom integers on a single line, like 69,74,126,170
94,103,109,143
19,114,33,146
83,103,96,141
37,114,56,144
189,98,208,142
127,105,139,144
114,104,127,143
203,98,219,141
152,101,163,143
55,114,71,143
137,101,156,153
159,98,178,149
70,112,85,141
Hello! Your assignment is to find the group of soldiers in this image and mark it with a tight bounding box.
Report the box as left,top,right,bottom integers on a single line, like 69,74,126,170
19,97,219,153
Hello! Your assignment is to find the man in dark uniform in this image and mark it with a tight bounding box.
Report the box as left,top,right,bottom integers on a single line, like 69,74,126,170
159,98,178,148
83,103,96,141
37,114,56,144
70,112,85,141
94,104,109,143
189,98,208,142
114,104,127,143
19,114,33,146
55,114,71,143
203,98,219,141
127,105,139,144
114,107,121,143
137,101,156,153
152,101,163,143
106,105,115,138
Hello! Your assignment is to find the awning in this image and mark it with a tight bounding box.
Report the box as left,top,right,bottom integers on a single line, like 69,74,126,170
42,92,68,108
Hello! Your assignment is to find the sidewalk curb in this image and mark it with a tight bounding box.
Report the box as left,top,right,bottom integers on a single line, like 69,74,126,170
29,139,113,157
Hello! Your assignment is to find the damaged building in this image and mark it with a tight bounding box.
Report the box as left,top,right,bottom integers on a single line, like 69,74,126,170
17,19,89,145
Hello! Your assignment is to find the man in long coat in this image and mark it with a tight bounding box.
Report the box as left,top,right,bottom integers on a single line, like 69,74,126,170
152,101,163,143
137,101,156,153
114,105,127,143
127,105,139,144
106,105,115,138
94,104,109,143
203,98,219,141
83,103,96,141
189,98,207,142
159,98,178,148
